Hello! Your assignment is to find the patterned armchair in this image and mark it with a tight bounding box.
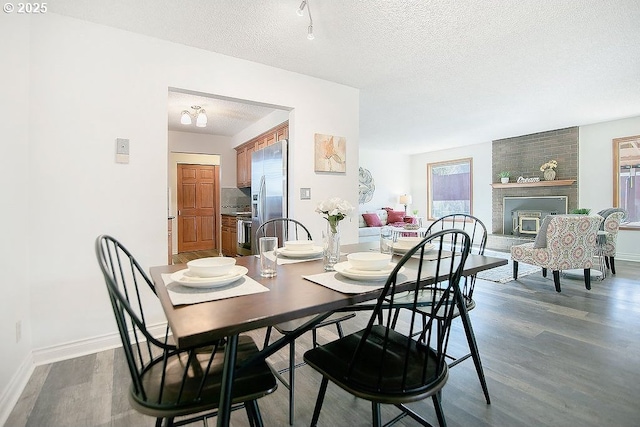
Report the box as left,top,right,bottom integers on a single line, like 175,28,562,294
510,215,603,292
597,210,625,274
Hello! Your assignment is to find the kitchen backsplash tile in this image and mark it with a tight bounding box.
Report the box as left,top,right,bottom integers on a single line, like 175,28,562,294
221,187,251,214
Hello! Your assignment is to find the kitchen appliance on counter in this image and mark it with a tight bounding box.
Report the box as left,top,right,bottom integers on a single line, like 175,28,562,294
251,140,288,254
237,215,252,256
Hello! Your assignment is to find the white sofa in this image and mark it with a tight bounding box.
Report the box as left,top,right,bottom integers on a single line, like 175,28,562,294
358,209,388,243
358,209,417,243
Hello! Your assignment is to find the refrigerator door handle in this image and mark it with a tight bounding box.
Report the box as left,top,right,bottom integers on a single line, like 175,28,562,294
258,175,266,225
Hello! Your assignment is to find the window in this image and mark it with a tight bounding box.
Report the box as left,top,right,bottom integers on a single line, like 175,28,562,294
613,136,640,229
427,158,472,220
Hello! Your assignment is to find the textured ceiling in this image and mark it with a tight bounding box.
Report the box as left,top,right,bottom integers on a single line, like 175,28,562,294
51,0,640,154
167,90,285,136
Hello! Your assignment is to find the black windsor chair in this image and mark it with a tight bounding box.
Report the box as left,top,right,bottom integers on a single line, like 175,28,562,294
255,218,355,425
304,229,472,427
95,235,277,427
392,213,491,404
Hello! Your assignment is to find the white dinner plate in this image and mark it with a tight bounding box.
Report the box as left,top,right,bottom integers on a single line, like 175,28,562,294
394,243,435,254
334,261,404,281
276,245,323,258
170,266,248,289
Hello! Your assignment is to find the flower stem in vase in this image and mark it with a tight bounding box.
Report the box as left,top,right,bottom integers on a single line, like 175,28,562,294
323,220,340,271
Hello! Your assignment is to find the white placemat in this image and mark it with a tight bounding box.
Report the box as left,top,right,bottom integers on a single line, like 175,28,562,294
161,273,269,306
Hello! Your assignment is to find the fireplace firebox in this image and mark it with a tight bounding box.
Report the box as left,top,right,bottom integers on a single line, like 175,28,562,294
503,196,568,236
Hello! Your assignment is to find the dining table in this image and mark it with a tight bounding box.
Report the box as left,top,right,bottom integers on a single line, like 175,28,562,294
150,241,507,426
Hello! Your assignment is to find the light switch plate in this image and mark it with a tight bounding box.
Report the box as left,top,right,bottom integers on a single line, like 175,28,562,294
300,188,311,200
116,138,129,164
116,138,129,154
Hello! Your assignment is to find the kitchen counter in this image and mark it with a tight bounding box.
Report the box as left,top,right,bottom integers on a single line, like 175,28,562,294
221,212,252,217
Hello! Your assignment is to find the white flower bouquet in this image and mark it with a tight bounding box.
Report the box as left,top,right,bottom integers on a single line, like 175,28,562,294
540,160,558,171
316,197,354,233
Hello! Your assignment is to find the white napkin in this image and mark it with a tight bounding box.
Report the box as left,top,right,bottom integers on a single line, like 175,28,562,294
161,273,269,306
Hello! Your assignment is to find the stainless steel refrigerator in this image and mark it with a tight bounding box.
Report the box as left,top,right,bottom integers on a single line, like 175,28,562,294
251,140,288,254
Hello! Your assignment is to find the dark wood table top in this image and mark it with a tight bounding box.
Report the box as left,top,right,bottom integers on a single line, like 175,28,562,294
150,242,507,349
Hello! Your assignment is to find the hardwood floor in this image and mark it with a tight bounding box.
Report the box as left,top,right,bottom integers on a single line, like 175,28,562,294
172,249,222,265
6,261,640,426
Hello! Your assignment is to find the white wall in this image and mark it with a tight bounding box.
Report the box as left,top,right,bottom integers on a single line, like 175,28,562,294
0,12,359,415
168,131,231,183
0,14,34,422
232,109,291,147
409,142,493,229
580,116,640,261
359,149,412,213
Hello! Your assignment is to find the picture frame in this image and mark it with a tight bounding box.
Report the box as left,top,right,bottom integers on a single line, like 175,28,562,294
314,133,346,173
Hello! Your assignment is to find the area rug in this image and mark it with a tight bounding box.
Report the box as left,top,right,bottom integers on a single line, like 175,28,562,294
476,250,541,283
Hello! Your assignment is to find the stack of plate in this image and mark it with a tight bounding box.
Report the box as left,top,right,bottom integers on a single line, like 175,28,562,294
170,258,248,289
276,243,323,259
334,261,403,281
394,237,434,254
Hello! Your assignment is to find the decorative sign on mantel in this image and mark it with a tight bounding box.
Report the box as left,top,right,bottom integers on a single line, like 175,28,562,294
516,176,541,183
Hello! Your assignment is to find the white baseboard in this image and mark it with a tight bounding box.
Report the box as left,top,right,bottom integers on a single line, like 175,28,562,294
0,352,34,427
617,252,640,263
0,322,169,425
32,321,169,366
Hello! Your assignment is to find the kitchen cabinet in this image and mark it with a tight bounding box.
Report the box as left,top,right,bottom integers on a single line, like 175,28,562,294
235,121,288,188
221,215,237,257
236,143,254,188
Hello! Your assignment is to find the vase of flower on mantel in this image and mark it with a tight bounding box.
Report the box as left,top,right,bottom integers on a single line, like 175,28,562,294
540,160,558,181
316,197,354,271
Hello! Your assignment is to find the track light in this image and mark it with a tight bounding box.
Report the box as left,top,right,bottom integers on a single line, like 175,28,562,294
297,0,314,40
296,0,306,16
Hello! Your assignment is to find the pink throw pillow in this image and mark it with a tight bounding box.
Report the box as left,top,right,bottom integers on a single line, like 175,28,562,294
387,210,405,223
362,213,383,227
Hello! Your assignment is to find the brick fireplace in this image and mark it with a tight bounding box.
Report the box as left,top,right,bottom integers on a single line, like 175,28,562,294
491,127,578,237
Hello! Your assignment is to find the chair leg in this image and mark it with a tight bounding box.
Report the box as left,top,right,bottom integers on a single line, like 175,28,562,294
310,377,329,427
513,260,518,279
610,257,616,275
246,400,264,427
245,401,256,427
542,268,548,278
456,296,491,404
391,307,401,328
432,393,447,427
288,341,295,425
552,270,561,292
335,320,345,338
372,402,382,427
263,326,272,349
604,256,610,270
584,269,592,290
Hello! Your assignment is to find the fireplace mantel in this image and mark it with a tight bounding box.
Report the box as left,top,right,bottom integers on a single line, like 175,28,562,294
490,179,576,189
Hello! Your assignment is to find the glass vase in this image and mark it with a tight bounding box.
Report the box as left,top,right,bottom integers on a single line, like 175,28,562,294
323,221,341,271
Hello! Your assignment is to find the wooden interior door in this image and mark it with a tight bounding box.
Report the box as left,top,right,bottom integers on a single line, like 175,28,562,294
177,164,219,252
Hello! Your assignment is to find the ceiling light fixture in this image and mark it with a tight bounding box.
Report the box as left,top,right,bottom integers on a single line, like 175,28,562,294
180,105,208,128
296,0,306,16
296,0,314,40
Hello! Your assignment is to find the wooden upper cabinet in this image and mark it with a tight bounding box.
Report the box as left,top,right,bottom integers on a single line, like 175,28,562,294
236,148,247,187
235,121,288,188
276,126,288,142
265,133,276,147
